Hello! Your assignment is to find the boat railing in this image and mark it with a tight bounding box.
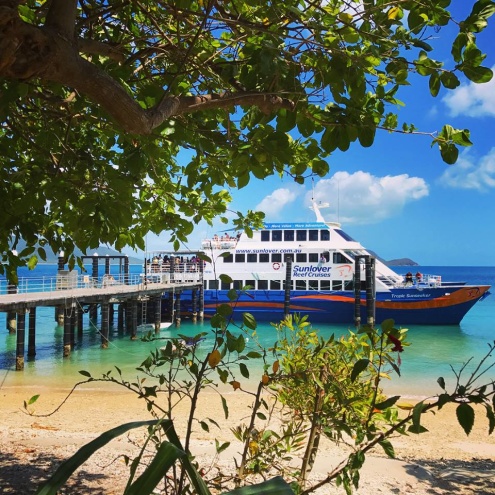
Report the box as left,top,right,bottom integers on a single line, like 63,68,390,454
143,261,202,284
201,238,237,249
398,274,442,288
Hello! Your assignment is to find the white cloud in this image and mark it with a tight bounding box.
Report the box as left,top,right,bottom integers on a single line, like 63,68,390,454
442,66,495,117
307,171,429,225
255,187,300,218
438,147,495,191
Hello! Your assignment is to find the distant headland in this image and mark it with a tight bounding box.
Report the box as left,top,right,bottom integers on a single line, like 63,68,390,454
385,258,419,266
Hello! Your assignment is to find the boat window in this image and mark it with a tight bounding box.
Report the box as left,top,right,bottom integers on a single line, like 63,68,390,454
332,280,343,290
258,280,268,290
296,230,307,241
309,253,318,262
259,253,270,263
247,254,257,263
309,230,319,241
333,252,348,264
284,230,294,241
235,253,245,263
309,280,319,290
344,280,354,290
204,280,208,290
335,229,355,242
272,253,282,262
261,231,270,241
270,280,281,289
296,280,307,290
245,279,255,289
221,280,231,290
272,230,283,241
320,230,330,241
223,254,233,263
208,280,218,289
284,254,293,262
233,280,243,289
320,280,330,290
296,253,307,262
283,280,293,290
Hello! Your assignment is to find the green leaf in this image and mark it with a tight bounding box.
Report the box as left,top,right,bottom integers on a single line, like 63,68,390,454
79,370,92,378
243,312,257,330
410,401,427,434
485,405,495,435
223,476,294,495
451,33,468,62
456,403,475,435
215,439,231,454
239,362,250,378
126,442,186,495
374,395,400,411
462,65,493,83
437,377,446,390
221,395,229,419
429,72,441,97
350,358,370,382
439,143,459,164
440,71,460,90
378,439,395,458
219,273,233,284
36,420,167,495
357,125,376,148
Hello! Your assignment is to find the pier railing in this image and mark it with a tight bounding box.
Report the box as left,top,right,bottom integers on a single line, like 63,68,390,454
0,269,202,296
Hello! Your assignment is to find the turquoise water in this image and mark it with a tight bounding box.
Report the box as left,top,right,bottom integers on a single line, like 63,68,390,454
1,265,494,398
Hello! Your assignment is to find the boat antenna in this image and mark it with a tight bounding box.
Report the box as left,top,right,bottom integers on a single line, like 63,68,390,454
310,179,329,223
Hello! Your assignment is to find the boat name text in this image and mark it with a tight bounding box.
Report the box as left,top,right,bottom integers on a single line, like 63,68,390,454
391,293,432,299
293,265,332,278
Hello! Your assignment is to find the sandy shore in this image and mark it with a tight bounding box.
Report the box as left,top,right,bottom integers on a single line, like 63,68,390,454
1,379,495,495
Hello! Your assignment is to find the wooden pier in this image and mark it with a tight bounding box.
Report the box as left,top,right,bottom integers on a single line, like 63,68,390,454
0,255,204,371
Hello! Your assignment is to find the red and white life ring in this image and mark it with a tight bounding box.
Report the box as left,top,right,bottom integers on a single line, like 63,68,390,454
272,262,281,270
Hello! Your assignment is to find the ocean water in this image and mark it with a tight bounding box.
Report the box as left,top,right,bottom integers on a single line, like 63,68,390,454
1,264,494,398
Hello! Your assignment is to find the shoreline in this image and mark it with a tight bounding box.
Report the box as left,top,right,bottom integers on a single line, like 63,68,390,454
2,379,495,494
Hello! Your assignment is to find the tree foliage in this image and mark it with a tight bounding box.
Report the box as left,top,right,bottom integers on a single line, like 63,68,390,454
1,0,493,276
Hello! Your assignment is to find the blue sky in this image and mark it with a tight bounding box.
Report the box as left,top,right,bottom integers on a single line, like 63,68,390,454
143,3,495,266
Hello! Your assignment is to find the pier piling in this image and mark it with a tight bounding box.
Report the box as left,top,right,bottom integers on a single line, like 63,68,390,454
101,301,109,348
15,310,26,370
154,296,161,333
63,307,72,357
175,291,181,327
27,307,36,358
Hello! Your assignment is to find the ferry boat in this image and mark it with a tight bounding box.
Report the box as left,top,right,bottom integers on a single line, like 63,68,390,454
148,203,491,326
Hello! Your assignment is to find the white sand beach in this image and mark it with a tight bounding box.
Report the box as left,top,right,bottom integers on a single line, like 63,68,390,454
1,378,495,495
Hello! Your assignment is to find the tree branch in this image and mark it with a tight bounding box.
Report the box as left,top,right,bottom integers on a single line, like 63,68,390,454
45,0,78,41
77,38,127,63
0,10,296,134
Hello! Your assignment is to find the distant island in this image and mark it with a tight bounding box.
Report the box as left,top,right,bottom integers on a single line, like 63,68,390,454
385,258,419,266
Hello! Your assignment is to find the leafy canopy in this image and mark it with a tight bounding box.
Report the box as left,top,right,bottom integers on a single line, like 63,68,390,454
0,0,493,276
